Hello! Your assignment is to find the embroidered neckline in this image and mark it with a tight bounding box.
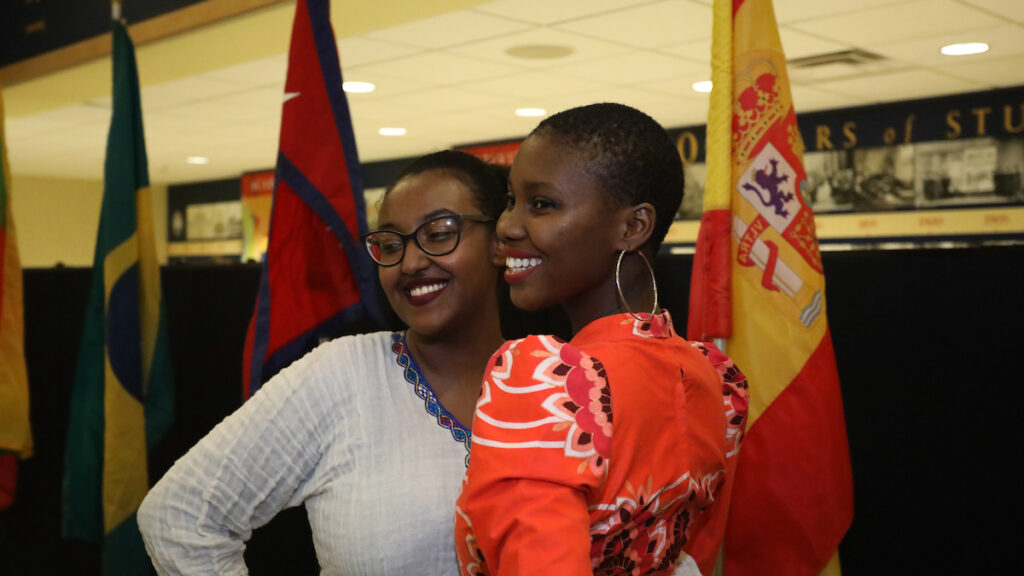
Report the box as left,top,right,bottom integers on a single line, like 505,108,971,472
391,332,472,467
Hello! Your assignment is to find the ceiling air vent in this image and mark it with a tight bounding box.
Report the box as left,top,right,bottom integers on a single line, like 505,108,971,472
788,49,885,69
787,49,891,83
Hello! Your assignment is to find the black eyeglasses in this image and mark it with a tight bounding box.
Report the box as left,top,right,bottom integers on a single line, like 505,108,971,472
361,213,494,267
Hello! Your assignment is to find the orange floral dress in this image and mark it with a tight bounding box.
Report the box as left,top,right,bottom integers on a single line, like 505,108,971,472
454,311,748,576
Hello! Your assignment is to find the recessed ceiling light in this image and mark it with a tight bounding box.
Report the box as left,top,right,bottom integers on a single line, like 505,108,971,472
505,44,574,60
186,156,209,165
343,81,376,93
692,80,713,93
378,127,406,136
940,42,989,56
515,108,547,117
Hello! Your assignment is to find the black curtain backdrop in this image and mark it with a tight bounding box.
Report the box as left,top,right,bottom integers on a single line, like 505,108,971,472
0,246,1020,574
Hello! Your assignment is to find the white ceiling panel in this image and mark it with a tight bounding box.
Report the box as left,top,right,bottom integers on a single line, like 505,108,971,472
364,10,529,49
814,69,984,103
199,54,288,87
937,53,1024,87
772,0,913,24
447,27,630,69
141,76,255,111
789,85,863,113
871,23,1024,66
470,70,613,100
474,0,652,26
555,0,713,49
960,0,1024,24
788,1,1006,46
552,50,705,85
354,51,525,86
337,37,419,68
376,85,519,114
778,27,850,60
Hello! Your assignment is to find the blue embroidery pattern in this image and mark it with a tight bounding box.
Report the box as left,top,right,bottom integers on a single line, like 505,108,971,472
391,332,472,467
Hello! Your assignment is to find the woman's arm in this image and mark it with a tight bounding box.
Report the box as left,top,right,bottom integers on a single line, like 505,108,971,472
138,342,347,574
456,336,606,576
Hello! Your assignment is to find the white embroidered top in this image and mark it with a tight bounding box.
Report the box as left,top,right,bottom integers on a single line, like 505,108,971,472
138,331,471,575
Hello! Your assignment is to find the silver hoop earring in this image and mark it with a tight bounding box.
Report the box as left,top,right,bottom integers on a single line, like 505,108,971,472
615,250,659,321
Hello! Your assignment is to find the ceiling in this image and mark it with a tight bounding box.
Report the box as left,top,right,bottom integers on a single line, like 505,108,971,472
4,0,1024,185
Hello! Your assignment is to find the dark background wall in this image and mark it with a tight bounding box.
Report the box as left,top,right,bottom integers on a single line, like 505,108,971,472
0,245,1021,574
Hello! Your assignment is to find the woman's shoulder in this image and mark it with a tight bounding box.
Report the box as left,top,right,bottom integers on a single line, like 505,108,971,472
259,331,397,398
294,330,395,368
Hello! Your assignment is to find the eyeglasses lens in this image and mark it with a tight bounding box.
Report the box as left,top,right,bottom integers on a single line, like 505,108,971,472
417,217,460,256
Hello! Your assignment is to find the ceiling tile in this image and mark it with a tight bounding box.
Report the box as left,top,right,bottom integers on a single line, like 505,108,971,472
354,51,526,85
200,54,288,87
787,0,1006,47
552,50,706,85
141,76,256,112
789,85,863,113
778,27,850,60
376,86,519,114
814,69,984,103
934,53,1024,87
470,70,615,99
960,0,1024,24
657,38,710,64
365,10,529,49
337,36,419,67
474,0,651,26
446,27,630,69
635,71,714,99
555,0,713,49
773,0,914,24
871,23,1024,66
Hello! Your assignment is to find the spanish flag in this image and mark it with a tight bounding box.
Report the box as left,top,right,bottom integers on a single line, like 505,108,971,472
61,16,174,574
0,81,32,511
687,1,854,574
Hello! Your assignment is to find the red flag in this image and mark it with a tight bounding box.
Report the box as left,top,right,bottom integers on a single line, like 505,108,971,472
1,81,31,511
242,0,383,398
688,1,854,574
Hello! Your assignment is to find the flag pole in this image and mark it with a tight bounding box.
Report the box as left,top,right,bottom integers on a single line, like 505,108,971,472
112,1,122,21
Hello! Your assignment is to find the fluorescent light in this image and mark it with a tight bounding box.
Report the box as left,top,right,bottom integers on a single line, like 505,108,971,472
343,81,375,93
940,42,989,56
378,127,406,136
515,108,546,117
692,80,713,93
186,156,209,165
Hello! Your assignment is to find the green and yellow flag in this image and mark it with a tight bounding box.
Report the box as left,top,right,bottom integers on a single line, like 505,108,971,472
61,18,174,574
0,82,32,511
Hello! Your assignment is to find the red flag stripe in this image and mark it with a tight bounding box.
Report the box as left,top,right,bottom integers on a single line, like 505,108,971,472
724,330,853,575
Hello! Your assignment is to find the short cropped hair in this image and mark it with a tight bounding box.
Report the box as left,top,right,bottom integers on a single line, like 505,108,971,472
386,150,508,221
530,103,684,252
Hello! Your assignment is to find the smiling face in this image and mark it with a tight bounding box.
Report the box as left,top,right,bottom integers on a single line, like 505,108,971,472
376,169,499,339
498,134,630,328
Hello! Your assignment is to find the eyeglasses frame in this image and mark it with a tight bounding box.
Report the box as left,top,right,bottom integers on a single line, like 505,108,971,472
361,213,494,267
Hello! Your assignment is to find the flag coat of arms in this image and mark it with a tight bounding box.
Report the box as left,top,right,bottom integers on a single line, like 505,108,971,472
0,81,32,511
242,0,383,399
688,1,854,574
61,18,174,574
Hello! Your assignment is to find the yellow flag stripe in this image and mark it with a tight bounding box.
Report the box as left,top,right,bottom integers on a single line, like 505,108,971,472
703,0,733,212
102,234,148,532
136,186,160,388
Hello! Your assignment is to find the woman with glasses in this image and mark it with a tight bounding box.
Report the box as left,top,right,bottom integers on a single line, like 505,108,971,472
139,150,507,575
453,104,749,576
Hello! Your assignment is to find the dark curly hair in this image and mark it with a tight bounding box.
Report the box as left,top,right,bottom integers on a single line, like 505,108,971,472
385,150,507,221
530,103,684,252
